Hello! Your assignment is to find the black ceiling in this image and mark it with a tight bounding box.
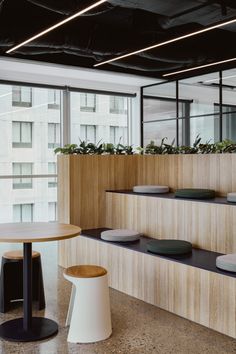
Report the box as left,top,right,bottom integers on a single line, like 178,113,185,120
0,0,236,79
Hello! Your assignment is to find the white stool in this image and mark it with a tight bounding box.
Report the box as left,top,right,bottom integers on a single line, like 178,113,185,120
64,265,112,343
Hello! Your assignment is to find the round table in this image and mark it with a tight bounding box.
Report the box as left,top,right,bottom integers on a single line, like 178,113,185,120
0,222,81,342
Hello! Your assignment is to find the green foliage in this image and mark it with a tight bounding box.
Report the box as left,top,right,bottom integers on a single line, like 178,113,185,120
54,141,134,155
55,137,236,156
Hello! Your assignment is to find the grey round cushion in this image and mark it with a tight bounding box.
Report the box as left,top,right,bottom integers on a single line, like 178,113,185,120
133,185,169,194
101,229,141,242
216,254,236,272
227,193,236,203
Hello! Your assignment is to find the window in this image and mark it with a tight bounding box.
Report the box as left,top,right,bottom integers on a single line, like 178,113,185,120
71,92,130,145
48,90,60,109
80,93,96,112
110,126,128,145
48,123,60,148
12,86,32,107
110,96,127,114
13,163,33,189
222,104,236,141
12,121,32,148
48,162,57,188
48,202,57,222
13,204,33,222
80,125,96,143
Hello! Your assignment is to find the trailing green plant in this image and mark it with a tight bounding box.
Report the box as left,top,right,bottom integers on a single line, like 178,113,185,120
54,140,134,155
55,137,236,156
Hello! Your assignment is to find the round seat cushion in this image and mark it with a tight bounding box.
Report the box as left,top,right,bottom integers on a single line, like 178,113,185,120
133,185,169,194
147,239,192,255
227,193,236,203
216,254,236,272
101,229,141,242
175,188,215,199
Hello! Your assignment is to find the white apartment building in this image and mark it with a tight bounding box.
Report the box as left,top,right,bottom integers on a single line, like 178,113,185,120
0,84,129,223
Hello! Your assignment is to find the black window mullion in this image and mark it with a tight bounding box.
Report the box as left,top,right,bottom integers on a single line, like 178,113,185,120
219,71,223,141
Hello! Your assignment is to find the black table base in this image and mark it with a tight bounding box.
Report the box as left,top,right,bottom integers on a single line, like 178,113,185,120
0,317,58,342
0,243,58,342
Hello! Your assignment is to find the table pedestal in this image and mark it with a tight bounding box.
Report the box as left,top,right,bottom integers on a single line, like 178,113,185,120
0,243,58,342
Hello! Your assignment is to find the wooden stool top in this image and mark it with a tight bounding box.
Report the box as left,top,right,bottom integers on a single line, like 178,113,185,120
64,265,107,278
3,250,40,260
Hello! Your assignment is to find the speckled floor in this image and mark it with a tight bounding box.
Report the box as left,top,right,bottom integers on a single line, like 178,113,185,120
0,242,235,354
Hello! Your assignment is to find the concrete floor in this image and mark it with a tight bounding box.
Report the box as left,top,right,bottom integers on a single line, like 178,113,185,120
0,242,236,354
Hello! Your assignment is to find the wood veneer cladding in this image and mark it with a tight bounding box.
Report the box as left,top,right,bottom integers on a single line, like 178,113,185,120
58,155,138,229
105,192,236,254
62,236,236,339
136,154,236,196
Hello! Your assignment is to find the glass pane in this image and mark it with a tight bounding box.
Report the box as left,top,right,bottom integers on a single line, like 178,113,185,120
12,122,21,143
71,92,130,145
21,87,31,103
222,113,236,141
0,177,58,223
182,114,220,145
143,120,176,146
179,73,220,117
21,123,32,143
143,81,176,122
22,204,33,222
0,83,61,176
143,98,176,122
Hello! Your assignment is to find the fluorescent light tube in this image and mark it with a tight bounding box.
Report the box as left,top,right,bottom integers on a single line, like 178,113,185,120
162,57,236,77
94,17,236,67
6,0,107,54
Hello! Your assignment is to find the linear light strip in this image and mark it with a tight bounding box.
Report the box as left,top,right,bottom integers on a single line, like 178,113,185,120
162,58,236,77
6,0,107,54
94,17,236,67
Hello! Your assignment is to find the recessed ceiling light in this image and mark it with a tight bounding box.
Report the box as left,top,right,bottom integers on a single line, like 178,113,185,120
94,17,236,67
6,0,107,54
162,57,236,77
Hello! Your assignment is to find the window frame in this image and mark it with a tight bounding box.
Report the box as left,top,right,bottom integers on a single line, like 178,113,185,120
12,121,33,148
12,86,32,107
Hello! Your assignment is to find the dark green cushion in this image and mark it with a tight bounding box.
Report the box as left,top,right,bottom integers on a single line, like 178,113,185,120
147,239,192,255
175,188,215,199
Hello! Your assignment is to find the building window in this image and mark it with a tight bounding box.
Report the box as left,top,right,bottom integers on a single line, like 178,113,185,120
48,123,60,148
13,204,33,222
80,93,96,112
12,121,32,148
13,163,33,189
48,162,57,188
48,90,60,109
110,126,128,145
12,86,32,107
80,125,96,143
48,202,57,222
110,96,127,114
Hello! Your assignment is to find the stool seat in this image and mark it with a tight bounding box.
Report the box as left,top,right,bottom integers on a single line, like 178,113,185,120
64,265,107,279
147,239,192,255
101,229,141,242
133,185,169,194
64,264,112,343
227,193,236,203
3,250,40,260
175,188,215,199
216,254,236,272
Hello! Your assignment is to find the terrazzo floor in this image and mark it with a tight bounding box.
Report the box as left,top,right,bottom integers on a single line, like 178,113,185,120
0,242,235,354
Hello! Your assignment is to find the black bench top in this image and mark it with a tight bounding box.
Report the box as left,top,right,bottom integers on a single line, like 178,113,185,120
106,190,236,206
81,228,236,279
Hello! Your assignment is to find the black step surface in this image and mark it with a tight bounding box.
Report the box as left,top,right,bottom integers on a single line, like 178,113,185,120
106,190,236,206
81,228,236,279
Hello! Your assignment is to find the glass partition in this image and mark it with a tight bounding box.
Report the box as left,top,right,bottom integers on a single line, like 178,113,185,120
142,69,236,146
